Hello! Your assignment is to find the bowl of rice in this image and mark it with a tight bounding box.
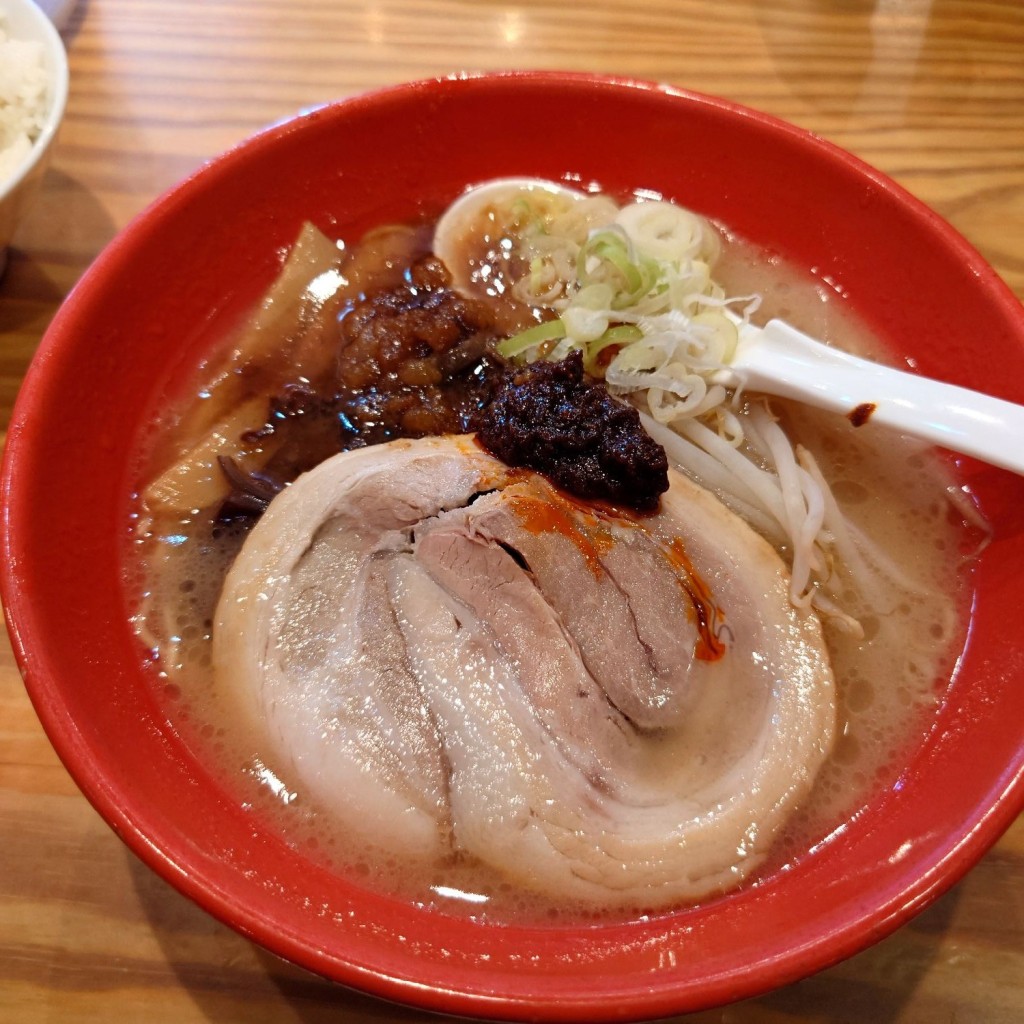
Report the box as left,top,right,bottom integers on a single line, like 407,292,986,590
0,0,68,275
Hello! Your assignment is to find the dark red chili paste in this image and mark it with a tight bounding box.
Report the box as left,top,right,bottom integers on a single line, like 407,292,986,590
472,351,669,513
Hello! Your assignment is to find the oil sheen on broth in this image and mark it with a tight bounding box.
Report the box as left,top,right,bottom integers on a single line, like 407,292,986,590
129,198,976,922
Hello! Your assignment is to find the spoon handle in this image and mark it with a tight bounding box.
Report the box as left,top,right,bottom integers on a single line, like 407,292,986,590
731,318,1024,476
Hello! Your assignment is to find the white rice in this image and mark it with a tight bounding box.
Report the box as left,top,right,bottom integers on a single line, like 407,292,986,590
0,16,48,184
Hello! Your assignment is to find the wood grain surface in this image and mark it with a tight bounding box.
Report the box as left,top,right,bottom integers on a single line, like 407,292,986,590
1,1,1022,1021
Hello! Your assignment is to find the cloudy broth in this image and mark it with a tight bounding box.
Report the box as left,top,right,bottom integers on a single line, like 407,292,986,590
129,207,979,923
713,238,978,838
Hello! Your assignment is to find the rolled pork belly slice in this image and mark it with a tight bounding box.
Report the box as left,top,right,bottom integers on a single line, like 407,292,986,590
214,434,836,906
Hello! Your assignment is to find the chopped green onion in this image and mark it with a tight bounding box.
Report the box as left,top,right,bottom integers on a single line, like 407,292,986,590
498,319,567,359
576,229,661,310
527,255,548,294
584,324,643,374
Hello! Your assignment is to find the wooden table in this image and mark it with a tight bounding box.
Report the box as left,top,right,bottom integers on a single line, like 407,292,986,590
2,1,1022,1020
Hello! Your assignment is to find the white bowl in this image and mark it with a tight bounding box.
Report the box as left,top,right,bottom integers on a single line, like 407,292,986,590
0,0,69,274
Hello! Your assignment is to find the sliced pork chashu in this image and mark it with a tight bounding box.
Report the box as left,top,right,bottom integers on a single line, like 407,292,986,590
214,434,836,906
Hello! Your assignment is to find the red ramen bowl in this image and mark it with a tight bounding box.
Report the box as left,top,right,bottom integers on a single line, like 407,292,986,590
3,73,1024,1021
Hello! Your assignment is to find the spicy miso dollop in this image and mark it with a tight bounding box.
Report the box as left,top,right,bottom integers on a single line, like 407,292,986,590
474,351,669,512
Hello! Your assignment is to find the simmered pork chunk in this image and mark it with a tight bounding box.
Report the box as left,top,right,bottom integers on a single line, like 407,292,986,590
214,435,836,906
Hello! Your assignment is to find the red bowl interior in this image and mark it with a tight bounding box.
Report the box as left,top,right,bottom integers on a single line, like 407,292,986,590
4,72,1024,1022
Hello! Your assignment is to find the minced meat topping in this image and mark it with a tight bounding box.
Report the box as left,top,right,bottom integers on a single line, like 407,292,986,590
473,351,669,513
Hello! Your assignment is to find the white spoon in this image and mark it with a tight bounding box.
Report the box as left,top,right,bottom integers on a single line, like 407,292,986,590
718,313,1024,475
436,178,1024,476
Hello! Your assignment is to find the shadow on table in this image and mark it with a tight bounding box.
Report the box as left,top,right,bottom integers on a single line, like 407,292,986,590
0,166,118,324
127,843,973,1024
0,245,65,329
38,0,89,41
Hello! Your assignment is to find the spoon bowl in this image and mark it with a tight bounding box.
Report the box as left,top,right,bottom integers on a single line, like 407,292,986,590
725,315,1024,476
